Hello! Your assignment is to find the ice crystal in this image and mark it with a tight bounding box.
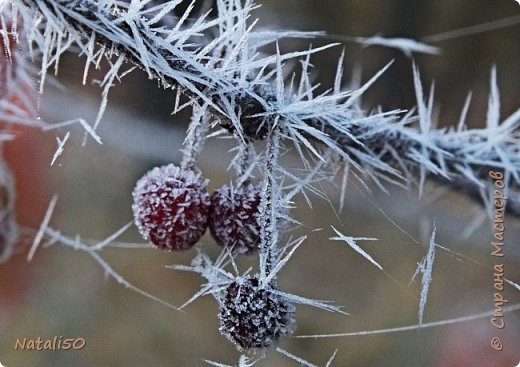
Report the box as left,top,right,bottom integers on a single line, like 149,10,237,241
410,226,437,324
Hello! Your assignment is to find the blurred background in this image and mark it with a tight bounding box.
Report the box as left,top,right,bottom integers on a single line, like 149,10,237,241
1,0,520,366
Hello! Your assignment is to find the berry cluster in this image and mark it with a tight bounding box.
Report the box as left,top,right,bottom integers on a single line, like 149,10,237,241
131,157,293,352
132,164,263,254
218,276,295,351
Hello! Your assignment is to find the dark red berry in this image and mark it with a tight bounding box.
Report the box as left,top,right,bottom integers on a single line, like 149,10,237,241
218,276,295,351
209,184,262,255
132,164,210,251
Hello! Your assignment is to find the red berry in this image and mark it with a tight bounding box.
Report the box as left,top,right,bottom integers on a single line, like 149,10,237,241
209,184,262,255
132,164,210,251
218,276,295,351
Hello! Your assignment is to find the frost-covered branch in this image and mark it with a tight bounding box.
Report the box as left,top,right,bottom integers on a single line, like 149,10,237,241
295,303,520,339
13,0,520,214
42,224,181,310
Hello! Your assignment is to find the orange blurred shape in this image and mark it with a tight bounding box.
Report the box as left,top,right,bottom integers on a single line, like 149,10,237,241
0,26,54,313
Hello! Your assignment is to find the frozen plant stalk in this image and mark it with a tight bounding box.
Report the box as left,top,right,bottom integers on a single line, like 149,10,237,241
10,0,520,214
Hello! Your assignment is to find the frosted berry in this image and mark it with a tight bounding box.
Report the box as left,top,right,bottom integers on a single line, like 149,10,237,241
132,164,210,251
209,184,262,255
218,276,295,351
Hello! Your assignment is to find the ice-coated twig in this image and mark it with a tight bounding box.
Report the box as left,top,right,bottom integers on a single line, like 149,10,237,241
295,303,520,339
359,36,441,57
41,226,181,311
27,194,58,261
276,347,338,367
272,289,347,315
100,241,153,249
87,250,181,311
42,118,102,144
325,350,338,367
229,141,257,188
204,354,263,367
282,150,334,206
276,347,318,367
410,225,437,324
262,235,305,285
181,103,210,171
50,130,69,166
258,126,281,281
422,14,520,43
325,33,440,57
85,222,133,252
325,15,520,49
166,249,236,290
506,279,520,292
330,226,381,271
204,360,234,367
43,222,133,253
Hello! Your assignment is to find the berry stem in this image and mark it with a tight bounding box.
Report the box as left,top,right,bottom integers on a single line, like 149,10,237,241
181,103,209,171
259,126,280,280
235,142,253,187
